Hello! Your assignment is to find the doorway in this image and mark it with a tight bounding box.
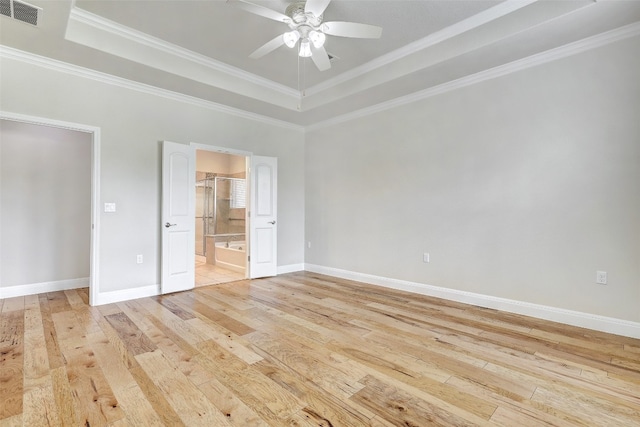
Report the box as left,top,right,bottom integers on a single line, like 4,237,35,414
194,148,248,286
0,112,99,304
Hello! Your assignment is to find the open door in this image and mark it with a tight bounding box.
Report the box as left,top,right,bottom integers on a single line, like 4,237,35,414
249,156,278,278
161,141,195,294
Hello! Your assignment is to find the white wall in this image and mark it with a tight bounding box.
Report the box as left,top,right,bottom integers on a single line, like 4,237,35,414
0,57,305,297
0,120,91,287
305,36,640,323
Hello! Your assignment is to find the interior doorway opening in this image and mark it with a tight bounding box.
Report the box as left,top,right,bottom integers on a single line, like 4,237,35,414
0,112,99,304
194,148,248,287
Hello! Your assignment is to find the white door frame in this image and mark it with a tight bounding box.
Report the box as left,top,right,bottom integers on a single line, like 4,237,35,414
0,111,100,305
191,143,252,278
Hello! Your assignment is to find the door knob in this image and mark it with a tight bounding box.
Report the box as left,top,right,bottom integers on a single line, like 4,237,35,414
165,222,177,228
268,220,276,225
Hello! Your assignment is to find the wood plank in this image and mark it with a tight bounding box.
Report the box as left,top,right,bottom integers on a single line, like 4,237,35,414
0,309,24,420
4,272,640,426
189,299,255,336
105,312,157,356
198,377,270,427
44,291,72,314
60,343,125,425
186,316,263,364
117,300,216,386
23,298,49,391
21,377,62,427
128,365,186,426
195,339,306,420
253,358,377,426
150,295,196,320
37,294,64,370
1,296,24,313
87,331,165,426
50,367,77,426
52,311,125,426
135,349,234,426
248,331,365,400
351,374,492,427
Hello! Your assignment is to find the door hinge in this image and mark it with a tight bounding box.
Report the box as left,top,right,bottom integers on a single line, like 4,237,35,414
248,255,250,261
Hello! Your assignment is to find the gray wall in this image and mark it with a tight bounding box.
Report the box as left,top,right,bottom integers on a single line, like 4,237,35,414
0,57,305,294
305,36,640,323
0,120,91,286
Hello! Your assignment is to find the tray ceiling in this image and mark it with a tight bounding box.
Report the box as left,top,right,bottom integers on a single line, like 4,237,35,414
2,0,640,128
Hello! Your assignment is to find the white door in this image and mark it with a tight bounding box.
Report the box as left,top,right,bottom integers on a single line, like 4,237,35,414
249,156,278,278
161,141,195,293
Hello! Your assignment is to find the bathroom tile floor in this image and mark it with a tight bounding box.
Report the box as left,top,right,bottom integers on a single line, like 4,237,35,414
195,260,245,287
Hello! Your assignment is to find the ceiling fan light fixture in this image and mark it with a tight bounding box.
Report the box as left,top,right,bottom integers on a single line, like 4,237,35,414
309,30,326,48
298,39,312,57
283,30,300,48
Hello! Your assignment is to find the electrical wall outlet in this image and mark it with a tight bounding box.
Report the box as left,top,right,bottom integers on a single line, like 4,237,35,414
137,254,143,264
307,241,311,249
104,202,116,213
596,270,607,285
423,252,430,263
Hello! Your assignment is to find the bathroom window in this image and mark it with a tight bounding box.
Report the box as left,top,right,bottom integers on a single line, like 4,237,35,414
230,179,246,209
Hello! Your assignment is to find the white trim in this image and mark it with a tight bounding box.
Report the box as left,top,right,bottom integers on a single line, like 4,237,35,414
3,20,637,133
190,142,255,156
307,21,640,132
278,263,305,275
68,7,298,99
0,111,101,306
304,264,640,339
305,0,538,96
94,284,160,305
0,46,304,132
0,278,89,299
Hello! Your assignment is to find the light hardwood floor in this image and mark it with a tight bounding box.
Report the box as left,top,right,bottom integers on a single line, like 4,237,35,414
1,272,639,426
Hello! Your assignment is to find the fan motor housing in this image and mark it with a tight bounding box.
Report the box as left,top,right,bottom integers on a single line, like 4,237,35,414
286,1,322,26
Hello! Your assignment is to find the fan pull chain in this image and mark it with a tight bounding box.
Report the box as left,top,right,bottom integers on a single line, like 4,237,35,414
302,55,306,97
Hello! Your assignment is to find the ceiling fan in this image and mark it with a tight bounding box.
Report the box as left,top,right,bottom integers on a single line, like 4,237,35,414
228,0,382,71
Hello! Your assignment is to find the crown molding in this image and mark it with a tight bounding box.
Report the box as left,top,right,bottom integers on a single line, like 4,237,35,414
3,19,637,134
304,0,538,97
66,7,302,111
69,7,299,99
0,45,305,132
306,21,640,132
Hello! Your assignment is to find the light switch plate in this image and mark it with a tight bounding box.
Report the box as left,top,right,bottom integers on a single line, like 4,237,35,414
104,202,116,213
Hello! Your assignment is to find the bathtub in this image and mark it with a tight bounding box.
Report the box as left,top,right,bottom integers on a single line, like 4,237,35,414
214,241,246,273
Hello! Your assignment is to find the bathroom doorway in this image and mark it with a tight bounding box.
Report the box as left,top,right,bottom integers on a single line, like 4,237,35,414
194,148,248,287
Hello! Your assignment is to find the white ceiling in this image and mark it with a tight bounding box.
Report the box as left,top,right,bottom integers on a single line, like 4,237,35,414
2,0,640,128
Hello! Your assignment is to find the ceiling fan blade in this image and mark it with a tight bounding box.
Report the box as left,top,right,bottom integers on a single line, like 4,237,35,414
310,45,331,71
305,0,331,17
322,21,382,39
228,0,290,23
249,34,285,59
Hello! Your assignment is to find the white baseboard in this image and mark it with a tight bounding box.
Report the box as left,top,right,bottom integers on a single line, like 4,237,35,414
304,264,640,339
94,284,160,305
0,277,89,299
278,263,305,275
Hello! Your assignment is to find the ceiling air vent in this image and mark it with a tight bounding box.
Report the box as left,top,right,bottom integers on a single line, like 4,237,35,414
0,0,41,26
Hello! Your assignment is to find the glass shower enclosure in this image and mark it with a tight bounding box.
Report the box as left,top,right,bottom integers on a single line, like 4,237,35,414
195,175,246,257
